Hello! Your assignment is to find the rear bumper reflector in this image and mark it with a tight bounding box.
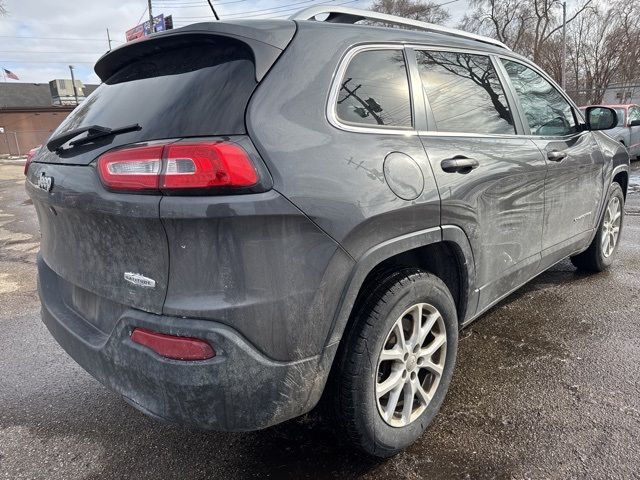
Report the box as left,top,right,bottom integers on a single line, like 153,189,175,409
131,327,215,361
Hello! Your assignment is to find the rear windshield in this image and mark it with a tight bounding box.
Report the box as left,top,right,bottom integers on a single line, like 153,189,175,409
55,39,256,141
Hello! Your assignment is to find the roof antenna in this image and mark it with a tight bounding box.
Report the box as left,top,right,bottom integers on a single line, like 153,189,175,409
206,0,220,20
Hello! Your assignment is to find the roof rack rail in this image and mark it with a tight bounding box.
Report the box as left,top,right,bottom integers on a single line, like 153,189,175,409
290,6,510,50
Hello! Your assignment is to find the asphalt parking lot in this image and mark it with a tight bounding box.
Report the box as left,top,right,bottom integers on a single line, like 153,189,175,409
1,159,639,479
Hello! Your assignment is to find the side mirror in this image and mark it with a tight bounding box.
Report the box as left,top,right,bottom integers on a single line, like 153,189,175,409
585,106,617,131
630,118,640,127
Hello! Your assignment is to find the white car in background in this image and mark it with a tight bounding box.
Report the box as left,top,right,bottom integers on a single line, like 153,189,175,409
580,104,640,159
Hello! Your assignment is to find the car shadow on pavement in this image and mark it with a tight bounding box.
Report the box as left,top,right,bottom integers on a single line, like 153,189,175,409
3,368,384,479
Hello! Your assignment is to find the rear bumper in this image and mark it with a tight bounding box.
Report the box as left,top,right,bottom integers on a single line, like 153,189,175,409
38,256,335,431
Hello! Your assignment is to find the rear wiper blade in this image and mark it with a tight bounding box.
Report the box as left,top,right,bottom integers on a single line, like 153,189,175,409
46,123,141,152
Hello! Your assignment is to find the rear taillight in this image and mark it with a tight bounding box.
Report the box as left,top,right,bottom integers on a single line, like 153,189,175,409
162,143,258,189
97,145,163,190
131,327,215,361
97,141,258,193
24,146,39,175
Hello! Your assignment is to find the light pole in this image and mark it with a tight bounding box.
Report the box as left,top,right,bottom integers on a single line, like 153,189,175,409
68,65,79,106
561,1,567,90
148,0,154,33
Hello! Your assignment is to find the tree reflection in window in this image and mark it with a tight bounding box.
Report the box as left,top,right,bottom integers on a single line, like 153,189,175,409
501,60,577,137
336,49,412,128
417,51,515,135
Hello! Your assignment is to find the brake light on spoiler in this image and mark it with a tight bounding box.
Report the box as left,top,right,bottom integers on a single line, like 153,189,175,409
97,141,259,193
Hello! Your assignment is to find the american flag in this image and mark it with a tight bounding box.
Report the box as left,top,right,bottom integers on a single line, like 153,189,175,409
3,68,19,80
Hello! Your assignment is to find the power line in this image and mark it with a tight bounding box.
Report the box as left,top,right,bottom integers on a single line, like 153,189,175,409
174,0,362,22
176,0,334,18
0,50,104,54
154,2,239,8
135,6,148,25
0,60,96,64
155,0,246,5
0,35,123,42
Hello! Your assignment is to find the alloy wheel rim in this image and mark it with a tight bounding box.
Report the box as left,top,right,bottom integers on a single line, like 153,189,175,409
375,303,447,427
601,196,622,258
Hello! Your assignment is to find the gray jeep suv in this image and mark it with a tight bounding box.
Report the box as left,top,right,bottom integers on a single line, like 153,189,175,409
26,6,629,457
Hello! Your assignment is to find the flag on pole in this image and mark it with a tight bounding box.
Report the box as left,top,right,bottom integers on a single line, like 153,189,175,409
3,68,19,80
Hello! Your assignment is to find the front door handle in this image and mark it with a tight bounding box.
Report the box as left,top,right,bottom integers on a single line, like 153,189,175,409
441,156,479,174
547,150,567,162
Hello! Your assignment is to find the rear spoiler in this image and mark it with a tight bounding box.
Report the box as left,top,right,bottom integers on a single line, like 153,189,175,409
94,19,296,82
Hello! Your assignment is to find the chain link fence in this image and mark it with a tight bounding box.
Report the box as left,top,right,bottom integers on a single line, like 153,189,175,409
0,130,52,157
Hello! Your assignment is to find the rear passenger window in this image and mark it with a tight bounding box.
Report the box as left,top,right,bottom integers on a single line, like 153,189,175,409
501,60,578,136
416,51,515,135
336,49,412,128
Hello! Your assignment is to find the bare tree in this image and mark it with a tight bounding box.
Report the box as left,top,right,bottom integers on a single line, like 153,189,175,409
611,0,640,102
528,0,592,64
462,0,592,78
371,0,451,25
462,0,531,52
564,0,640,104
0,1,6,16
419,51,512,122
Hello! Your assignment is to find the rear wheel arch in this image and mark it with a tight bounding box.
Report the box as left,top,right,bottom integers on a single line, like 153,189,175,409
350,241,469,326
326,226,477,352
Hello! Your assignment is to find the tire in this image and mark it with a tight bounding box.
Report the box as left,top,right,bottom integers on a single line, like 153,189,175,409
331,269,458,457
571,182,625,272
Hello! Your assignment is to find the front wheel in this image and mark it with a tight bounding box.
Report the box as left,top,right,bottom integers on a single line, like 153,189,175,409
331,270,458,457
571,182,624,272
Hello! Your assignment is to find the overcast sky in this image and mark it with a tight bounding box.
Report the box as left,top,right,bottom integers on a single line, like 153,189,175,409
0,0,470,85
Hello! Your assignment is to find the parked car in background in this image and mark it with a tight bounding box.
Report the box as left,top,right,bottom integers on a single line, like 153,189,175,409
580,104,640,159
26,6,630,458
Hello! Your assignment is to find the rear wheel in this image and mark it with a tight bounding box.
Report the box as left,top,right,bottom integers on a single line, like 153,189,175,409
331,269,458,457
571,182,624,272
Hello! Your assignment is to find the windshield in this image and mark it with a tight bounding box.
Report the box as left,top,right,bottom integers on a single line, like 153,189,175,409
53,38,257,143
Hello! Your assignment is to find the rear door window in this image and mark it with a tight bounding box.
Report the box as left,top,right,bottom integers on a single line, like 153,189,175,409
501,59,578,136
416,50,515,135
335,49,412,128
56,39,257,142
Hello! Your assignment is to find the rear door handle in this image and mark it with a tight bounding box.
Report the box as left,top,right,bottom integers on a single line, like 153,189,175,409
441,156,479,173
547,150,567,162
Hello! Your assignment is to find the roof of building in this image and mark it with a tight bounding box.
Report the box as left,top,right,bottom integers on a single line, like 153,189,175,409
0,82,99,109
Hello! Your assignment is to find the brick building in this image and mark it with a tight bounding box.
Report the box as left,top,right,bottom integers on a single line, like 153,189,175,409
0,82,98,156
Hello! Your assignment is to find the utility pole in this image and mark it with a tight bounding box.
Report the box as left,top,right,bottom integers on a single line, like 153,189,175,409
561,1,567,90
148,0,154,33
339,78,384,125
106,28,112,50
68,65,79,106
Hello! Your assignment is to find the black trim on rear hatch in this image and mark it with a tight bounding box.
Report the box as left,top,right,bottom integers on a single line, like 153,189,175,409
95,20,296,82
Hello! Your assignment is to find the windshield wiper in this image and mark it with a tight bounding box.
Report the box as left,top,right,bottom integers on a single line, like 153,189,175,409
47,123,141,152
